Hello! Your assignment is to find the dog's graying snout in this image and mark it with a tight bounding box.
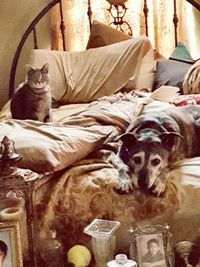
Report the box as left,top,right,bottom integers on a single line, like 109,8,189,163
138,169,149,188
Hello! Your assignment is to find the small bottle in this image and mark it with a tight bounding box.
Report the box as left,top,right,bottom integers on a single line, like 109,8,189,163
42,230,64,267
107,254,137,267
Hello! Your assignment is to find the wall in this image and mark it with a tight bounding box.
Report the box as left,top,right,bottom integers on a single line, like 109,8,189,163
0,0,52,109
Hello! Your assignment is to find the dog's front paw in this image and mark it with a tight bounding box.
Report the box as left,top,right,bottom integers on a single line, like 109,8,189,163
117,177,133,193
152,180,166,196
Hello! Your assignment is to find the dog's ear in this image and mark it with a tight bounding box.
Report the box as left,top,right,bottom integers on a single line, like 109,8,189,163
159,132,183,150
117,133,138,146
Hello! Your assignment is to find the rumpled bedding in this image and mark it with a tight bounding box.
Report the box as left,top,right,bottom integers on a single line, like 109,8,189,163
0,92,140,173
1,90,200,261
36,91,200,257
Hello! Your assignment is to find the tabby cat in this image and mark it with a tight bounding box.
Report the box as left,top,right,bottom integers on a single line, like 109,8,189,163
10,63,52,122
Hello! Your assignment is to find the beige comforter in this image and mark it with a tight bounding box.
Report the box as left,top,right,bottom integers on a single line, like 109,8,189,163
1,90,200,264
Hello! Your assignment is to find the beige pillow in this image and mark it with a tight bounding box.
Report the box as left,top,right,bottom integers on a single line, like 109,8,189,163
86,20,132,49
0,120,112,173
28,37,155,104
125,45,155,90
86,20,155,90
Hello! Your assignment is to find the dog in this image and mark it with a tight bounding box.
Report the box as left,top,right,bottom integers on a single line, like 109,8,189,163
112,105,200,196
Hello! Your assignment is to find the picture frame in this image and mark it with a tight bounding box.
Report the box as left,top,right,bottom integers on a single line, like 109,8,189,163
0,221,23,267
129,224,174,267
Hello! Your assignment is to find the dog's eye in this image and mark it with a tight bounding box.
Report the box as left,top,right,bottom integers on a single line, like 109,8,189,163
133,156,141,164
151,158,161,166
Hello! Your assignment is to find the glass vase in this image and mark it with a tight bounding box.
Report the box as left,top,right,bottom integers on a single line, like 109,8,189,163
84,219,121,267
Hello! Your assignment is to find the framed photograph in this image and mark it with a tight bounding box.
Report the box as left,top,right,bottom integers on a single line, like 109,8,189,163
129,224,174,267
0,221,23,267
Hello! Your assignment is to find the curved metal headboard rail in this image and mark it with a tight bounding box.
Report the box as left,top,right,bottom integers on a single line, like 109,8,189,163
173,0,200,46
186,0,200,11
9,0,63,98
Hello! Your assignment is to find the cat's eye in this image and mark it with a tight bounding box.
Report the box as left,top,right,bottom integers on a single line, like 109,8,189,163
151,158,161,166
133,156,141,164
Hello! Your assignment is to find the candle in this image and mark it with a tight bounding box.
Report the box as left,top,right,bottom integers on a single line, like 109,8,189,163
0,207,23,221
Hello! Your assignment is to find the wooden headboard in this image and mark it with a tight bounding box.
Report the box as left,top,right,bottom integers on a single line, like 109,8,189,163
9,0,200,99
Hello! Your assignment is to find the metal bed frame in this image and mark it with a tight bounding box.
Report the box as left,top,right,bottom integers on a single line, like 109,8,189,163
8,0,200,99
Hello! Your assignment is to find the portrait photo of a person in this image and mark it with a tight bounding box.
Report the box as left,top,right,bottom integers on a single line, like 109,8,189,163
137,234,167,267
0,231,13,267
0,240,8,267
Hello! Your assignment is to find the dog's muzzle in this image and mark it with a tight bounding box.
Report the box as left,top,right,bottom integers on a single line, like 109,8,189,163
138,169,149,188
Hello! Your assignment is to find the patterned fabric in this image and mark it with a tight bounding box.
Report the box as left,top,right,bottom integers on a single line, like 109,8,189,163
174,94,200,106
34,145,200,263
35,150,183,253
183,59,200,94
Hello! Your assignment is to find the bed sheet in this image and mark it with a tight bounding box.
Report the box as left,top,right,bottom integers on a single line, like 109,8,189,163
0,100,90,123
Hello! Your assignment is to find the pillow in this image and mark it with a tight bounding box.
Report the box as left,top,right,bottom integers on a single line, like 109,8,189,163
152,59,193,92
124,44,155,91
86,21,165,87
183,59,200,94
86,20,155,90
0,120,112,173
86,20,132,49
28,37,155,104
169,42,194,62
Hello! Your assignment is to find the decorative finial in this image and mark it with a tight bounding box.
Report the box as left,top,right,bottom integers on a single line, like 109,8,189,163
106,0,128,8
0,136,21,176
106,0,132,35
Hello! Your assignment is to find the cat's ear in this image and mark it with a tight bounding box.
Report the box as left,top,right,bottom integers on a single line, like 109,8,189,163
41,63,49,74
25,64,34,73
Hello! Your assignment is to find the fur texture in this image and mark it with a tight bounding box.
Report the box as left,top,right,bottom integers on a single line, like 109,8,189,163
112,105,200,196
11,63,52,122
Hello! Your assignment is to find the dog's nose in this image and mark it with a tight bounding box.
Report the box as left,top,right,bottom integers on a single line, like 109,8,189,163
138,169,149,188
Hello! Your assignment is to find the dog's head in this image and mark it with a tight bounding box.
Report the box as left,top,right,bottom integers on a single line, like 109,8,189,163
118,128,182,195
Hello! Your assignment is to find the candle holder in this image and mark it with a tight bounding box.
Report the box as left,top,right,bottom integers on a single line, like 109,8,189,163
175,241,194,267
84,218,121,267
0,136,22,176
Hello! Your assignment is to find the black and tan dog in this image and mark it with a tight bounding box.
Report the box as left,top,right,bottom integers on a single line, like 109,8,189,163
112,105,200,196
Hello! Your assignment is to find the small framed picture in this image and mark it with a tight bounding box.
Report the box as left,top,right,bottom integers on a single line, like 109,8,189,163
0,221,23,267
129,224,174,267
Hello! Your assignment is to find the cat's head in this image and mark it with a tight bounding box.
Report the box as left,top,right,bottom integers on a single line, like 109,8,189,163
26,63,49,89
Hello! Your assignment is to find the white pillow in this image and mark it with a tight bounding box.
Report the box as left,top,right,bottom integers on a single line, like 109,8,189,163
28,37,155,104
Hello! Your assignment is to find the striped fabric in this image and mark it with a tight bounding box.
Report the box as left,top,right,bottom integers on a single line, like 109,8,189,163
183,59,200,94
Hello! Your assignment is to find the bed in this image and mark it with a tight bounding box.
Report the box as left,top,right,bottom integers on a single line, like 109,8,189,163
0,0,200,266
